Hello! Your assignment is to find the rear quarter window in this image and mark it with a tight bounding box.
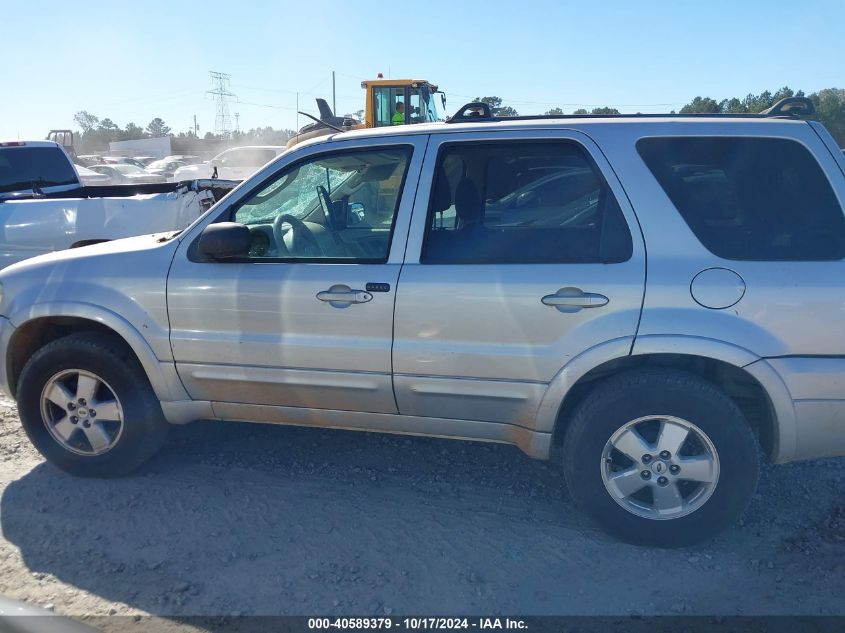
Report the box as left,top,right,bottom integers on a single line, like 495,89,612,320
636,137,845,261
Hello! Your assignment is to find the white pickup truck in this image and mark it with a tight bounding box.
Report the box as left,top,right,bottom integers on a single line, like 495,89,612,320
0,140,238,269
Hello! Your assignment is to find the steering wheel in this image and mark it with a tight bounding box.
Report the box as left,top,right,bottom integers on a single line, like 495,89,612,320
272,214,323,257
317,185,334,225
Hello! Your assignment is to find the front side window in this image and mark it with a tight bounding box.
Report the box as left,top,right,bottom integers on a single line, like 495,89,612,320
232,147,411,261
409,87,441,123
373,87,405,127
637,137,845,261
422,141,633,264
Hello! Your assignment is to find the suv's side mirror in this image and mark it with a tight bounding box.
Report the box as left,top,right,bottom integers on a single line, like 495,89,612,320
198,222,251,259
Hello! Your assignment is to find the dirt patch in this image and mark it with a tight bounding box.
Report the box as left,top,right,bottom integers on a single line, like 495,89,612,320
783,503,845,582
0,396,844,629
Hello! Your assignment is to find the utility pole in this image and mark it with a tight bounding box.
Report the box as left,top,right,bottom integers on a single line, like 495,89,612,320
235,112,240,134
332,70,336,115
206,71,236,138
193,114,198,137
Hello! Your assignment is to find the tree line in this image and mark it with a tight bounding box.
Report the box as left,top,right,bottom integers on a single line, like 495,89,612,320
71,86,845,152
475,86,845,145
676,87,845,145
73,111,173,145
72,110,296,152
474,95,625,117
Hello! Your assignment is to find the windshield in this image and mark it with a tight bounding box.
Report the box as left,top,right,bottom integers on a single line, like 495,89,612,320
236,160,351,225
422,87,442,122
0,146,78,193
407,86,442,124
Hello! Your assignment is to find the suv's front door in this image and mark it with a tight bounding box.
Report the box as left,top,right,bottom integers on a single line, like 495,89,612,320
167,136,426,415
393,130,646,427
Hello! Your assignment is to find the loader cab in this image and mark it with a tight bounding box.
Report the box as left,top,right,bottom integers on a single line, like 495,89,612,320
365,80,445,128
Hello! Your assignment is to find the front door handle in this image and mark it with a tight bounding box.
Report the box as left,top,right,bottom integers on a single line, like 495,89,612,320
541,287,609,312
316,284,373,307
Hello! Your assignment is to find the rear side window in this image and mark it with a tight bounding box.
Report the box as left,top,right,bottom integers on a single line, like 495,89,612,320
637,137,845,261
422,141,633,264
0,147,78,193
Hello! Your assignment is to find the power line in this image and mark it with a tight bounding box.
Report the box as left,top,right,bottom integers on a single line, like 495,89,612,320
235,94,359,111
87,88,201,111
511,100,677,107
334,70,369,81
304,74,331,95
447,92,679,110
207,71,237,138
235,99,297,111
231,83,357,100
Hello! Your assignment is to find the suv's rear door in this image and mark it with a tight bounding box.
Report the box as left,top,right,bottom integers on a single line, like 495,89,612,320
392,129,645,427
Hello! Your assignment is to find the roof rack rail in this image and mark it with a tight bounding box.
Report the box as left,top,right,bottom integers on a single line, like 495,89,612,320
446,96,816,124
446,102,493,122
760,96,815,117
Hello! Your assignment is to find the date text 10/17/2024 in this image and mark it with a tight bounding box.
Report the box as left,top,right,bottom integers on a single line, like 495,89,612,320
308,618,529,630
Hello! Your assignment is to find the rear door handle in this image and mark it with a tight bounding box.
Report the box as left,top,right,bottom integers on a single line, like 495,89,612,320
541,287,609,312
316,284,373,307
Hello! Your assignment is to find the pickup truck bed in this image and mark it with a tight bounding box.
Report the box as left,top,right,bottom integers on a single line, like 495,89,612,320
0,180,237,269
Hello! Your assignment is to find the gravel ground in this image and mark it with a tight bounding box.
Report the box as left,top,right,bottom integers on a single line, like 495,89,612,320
0,395,843,631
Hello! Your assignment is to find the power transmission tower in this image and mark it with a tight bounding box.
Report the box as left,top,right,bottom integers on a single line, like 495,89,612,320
206,71,236,138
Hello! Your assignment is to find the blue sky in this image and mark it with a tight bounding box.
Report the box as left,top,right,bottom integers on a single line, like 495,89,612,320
3,0,844,139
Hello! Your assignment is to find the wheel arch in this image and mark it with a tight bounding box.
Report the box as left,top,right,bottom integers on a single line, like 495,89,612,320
538,336,796,463
7,303,187,403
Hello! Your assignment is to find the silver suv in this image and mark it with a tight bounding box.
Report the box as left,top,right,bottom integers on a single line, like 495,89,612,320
1,98,843,547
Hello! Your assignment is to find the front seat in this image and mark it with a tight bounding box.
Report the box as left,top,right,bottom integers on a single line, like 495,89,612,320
454,178,483,230
424,177,486,263
451,178,489,262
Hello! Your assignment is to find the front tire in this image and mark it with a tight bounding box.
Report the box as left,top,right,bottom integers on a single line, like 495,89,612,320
562,369,759,547
17,332,169,477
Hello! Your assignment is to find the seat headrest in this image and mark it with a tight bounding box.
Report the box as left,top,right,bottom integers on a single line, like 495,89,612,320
455,178,482,227
431,167,453,213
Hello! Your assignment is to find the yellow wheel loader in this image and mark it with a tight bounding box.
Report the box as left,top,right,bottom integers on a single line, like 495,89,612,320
287,78,445,148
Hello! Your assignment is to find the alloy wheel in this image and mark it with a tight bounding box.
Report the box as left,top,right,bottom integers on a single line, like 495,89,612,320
600,415,720,520
39,369,124,456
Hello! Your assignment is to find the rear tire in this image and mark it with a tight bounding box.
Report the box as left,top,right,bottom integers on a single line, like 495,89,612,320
17,332,169,477
562,369,759,547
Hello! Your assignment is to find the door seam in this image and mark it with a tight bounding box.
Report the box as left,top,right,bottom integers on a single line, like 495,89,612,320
390,135,432,413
